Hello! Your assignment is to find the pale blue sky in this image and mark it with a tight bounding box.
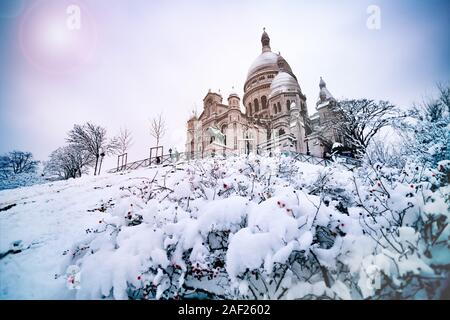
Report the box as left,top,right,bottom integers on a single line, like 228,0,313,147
0,0,449,168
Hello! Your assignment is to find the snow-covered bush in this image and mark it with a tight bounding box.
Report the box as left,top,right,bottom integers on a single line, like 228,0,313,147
397,84,450,168
0,170,48,191
57,154,449,300
0,151,44,190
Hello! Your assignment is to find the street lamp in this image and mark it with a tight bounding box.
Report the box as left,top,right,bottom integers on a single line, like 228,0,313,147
98,150,106,175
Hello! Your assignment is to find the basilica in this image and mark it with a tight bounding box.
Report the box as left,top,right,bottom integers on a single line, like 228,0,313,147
185,29,342,158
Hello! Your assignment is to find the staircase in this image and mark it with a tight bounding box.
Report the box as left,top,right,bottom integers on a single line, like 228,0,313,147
256,133,296,153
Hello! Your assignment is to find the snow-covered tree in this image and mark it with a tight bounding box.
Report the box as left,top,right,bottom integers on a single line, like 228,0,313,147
0,150,39,176
0,151,42,190
327,99,402,158
0,154,11,179
66,122,117,176
397,84,450,168
45,145,92,180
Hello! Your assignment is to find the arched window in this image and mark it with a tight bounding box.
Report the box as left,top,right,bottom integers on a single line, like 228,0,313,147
261,96,267,109
277,102,281,113
273,104,277,114
279,128,286,136
254,99,259,112
248,103,252,116
287,100,291,111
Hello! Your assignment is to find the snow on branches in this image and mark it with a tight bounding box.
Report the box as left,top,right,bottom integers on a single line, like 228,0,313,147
59,153,449,300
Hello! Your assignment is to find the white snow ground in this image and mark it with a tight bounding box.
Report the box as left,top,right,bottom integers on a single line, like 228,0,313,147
0,168,167,299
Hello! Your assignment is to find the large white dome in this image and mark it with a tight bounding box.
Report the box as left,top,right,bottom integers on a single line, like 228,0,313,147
247,51,279,79
269,71,300,97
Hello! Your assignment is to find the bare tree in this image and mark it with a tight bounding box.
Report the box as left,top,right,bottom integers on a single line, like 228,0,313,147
0,151,39,176
150,113,166,147
45,145,92,179
66,122,117,175
115,127,133,155
326,99,402,157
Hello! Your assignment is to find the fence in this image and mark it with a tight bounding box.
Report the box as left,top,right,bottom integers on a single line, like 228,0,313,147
107,148,361,174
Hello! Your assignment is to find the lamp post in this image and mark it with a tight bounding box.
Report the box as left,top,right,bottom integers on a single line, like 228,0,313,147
98,150,106,175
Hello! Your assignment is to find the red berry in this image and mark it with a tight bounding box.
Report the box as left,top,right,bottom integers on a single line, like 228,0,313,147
410,184,414,188
341,224,345,227
99,220,102,223
137,276,141,280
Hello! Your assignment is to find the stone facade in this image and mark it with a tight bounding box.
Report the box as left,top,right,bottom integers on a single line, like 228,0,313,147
306,77,343,158
186,29,340,158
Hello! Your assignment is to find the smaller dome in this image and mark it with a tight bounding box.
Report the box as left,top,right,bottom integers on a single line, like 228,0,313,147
229,86,239,98
316,77,335,107
269,72,300,98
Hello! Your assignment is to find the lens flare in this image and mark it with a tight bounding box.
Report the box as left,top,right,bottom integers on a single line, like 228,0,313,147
19,0,97,75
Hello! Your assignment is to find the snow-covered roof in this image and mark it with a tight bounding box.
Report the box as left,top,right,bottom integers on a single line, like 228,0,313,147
247,51,279,78
310,112,320,120
316,77,335,108
269,71,300,98
319,86,334,101
316,100,331,110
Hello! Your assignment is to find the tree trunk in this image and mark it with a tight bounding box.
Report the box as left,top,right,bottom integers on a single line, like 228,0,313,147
94,156,99,176
98,157,103,175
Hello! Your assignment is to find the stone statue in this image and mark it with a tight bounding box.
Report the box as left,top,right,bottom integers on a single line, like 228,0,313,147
207,127,226,146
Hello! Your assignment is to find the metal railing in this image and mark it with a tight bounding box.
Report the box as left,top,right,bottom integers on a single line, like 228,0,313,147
290,152,333,167
107,148,361,174
256,133,296,152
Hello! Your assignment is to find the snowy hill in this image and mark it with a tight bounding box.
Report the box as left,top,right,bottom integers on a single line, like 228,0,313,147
0,154,448,299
